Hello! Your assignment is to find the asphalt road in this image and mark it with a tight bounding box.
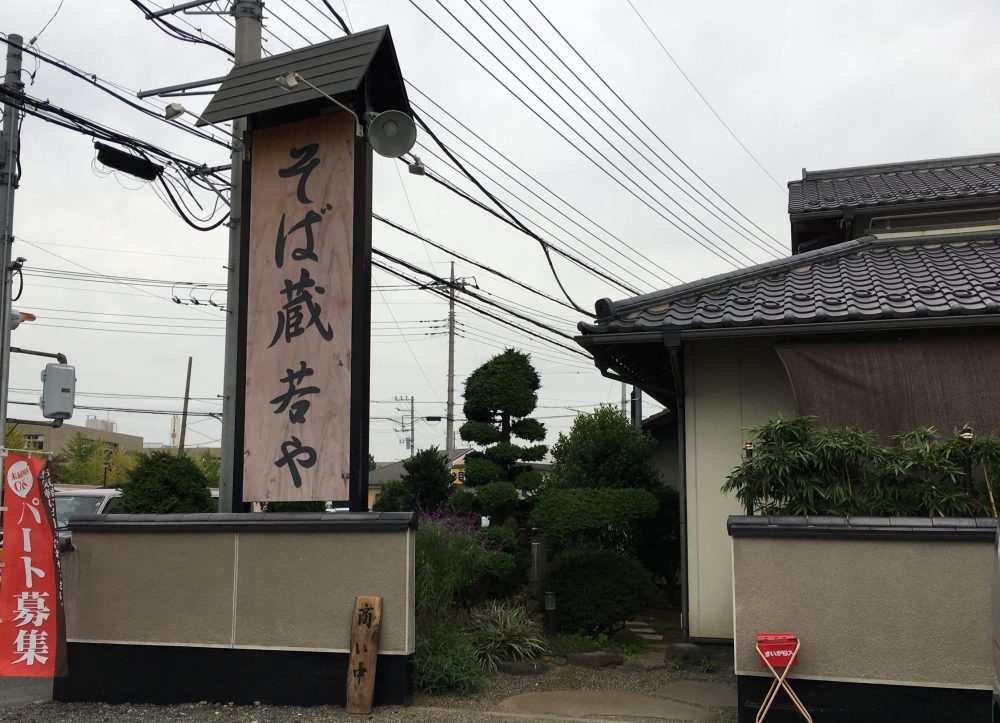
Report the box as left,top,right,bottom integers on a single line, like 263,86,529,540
0,676,51,707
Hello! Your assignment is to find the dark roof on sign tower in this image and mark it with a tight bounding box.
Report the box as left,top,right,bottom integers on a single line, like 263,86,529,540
198,26,410,127
788,153,1000,215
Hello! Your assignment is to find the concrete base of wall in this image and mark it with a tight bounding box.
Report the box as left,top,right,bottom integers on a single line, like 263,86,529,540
737,675,989,723
54,643,413,707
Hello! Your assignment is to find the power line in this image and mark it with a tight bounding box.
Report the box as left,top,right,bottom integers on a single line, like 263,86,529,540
410,93,664,290
526,0,787,241
407,0,750,269
458,0,777,262
622,0,785,192
484,0,785,257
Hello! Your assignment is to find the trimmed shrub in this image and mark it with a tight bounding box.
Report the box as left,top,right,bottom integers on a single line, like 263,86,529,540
544,547,656,634
444,487,477,515
117,452,212,514
413,626,480,694
463,600,547,673
530,487,658,553
476,481,519,519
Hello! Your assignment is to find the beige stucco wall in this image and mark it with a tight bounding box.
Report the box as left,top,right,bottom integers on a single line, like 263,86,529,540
732,535,992,690
63,526,415,655
683,338,796,639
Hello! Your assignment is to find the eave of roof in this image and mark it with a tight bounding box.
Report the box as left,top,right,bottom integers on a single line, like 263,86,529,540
788,153,1000,215
578,230,1000,341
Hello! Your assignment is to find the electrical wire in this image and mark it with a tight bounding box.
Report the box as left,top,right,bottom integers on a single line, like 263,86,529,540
409,91,667,289
407,0,750,269
622,0,784,192
526,0,787,244
130,0,235,58
477,0,784,258
460,0,776,262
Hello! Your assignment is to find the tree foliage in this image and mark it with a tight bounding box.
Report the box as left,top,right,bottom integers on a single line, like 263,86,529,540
544,547,656,634
530,487,658,551
106,447,138,486
117,452,213,514
53,432,104,486
372,447,454,512
547,405,661,490
723,416,1000,517
459,349,546,490
5,425,26,451
194,450,220,485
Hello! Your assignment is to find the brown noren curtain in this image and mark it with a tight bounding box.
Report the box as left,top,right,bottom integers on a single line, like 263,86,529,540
775,331,1000,440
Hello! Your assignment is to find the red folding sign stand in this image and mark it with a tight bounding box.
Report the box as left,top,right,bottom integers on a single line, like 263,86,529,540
755,633,812,723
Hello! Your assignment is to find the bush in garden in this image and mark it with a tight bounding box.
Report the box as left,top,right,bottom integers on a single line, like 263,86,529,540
117,452,213,514
463,600,547,673
413,626,480,694
444,486,477,515
415,512,496,623
476,481,519,520
723,416,999,517
530,487,658,554
636,486,682,598
372,479,414,512
544,547,656,634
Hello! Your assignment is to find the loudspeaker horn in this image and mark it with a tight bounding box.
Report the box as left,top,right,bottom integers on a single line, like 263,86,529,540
367,110,417,158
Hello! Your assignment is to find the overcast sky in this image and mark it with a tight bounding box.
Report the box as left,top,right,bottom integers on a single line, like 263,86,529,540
3,0,999,461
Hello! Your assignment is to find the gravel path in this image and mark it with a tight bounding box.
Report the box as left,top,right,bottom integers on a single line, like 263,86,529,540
1,660,736,722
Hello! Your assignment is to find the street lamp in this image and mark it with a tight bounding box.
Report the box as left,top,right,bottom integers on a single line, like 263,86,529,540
960,425,975,493
274,72,364,137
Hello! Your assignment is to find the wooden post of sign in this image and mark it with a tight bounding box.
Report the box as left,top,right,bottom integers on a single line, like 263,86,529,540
346,595,382,714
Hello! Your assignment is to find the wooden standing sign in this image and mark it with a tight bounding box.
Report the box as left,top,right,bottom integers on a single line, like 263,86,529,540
244,114,355,502
346,595,382,714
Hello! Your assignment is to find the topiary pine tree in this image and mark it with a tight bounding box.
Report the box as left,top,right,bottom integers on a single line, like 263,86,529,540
459,349,546,492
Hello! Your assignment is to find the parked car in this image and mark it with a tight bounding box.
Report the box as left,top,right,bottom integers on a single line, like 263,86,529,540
55,486,122,530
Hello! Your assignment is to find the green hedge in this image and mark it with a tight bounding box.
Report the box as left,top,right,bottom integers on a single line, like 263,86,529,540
530,487,658,544
543,547,656,634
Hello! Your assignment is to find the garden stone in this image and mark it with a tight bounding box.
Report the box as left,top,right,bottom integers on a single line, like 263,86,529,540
624,651,666,671
662,642,710,664
565,651,623,668
497,660,551,675
550,656,567,666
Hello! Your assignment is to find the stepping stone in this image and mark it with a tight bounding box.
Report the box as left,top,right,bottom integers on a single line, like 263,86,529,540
638,633,664,640
565,651,623,668
656,680,738,709
630,627,657,633
500,690,713,721
624,651,666,671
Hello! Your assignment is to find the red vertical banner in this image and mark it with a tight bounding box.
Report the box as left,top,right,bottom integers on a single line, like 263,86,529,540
0,454,68,677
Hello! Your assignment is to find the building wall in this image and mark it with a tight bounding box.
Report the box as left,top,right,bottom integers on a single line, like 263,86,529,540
16,421,143,455
683,337,796,639
63,520,415,654
731,532,992,689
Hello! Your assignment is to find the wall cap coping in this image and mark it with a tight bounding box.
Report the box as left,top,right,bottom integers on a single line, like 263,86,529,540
727,515,996,542
67,511,418,534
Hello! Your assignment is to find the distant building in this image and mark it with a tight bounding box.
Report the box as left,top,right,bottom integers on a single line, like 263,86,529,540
15,421,143,458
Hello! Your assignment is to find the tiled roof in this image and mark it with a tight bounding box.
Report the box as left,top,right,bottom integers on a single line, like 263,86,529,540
579,233,1000,335
788,154,1000,214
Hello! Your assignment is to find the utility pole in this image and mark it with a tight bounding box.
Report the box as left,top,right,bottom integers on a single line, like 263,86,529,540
630,387,643,428
620,381,627,415
219,0,262,512
410,395,415,458
394,395,416,456
443,264,473,458
446,262,456,459
0,34,23,450
177,356,193,456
